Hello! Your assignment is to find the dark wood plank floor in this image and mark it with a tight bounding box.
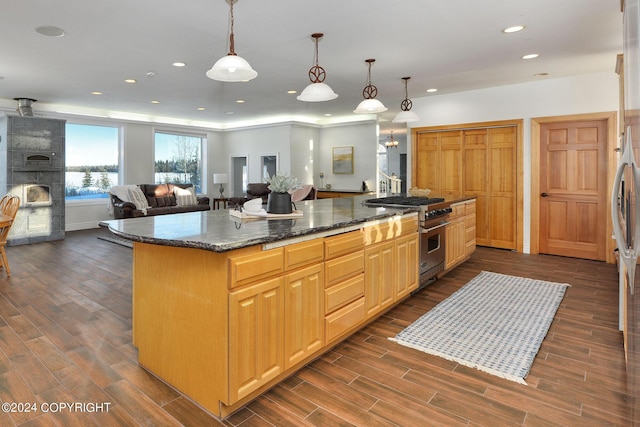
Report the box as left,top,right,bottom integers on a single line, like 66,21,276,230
0,229,630,426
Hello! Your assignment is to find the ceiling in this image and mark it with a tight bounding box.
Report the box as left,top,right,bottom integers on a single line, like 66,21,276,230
0,0,623,136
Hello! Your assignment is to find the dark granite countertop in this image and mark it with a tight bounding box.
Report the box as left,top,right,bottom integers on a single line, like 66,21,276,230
100,195,418,253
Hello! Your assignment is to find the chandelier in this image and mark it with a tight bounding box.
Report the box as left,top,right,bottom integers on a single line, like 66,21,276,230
385,131,399,149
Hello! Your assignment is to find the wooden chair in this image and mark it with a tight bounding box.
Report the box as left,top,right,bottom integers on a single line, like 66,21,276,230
0,195,20,277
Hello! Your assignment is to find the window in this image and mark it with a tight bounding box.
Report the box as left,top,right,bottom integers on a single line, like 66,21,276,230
154,131,203,192
65,123,119,201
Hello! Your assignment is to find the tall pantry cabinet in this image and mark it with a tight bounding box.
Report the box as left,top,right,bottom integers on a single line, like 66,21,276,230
413,121,521,250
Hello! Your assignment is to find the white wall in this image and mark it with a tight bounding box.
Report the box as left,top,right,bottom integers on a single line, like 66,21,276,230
407,71,619,252
221,124,292,195
318,121,378,191
290,125,320,186
65,71,618,234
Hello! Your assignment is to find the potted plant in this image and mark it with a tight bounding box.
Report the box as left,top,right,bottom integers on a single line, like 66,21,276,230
265,173,301,214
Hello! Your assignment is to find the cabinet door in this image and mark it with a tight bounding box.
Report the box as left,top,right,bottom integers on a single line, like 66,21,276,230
445,216,465,270
229,277,284,402
284,264,324,369
395,233,419,299
364,240,395,317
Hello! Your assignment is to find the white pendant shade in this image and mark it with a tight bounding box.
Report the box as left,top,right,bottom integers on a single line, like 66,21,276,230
354,98,387,114
392,110,420,123
297,82,338,102
206,54,257,82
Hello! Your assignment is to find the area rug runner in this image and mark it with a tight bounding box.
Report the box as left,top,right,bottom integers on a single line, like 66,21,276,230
390,271,569,384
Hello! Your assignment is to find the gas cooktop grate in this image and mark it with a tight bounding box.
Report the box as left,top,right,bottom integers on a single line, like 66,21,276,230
364,196,445,206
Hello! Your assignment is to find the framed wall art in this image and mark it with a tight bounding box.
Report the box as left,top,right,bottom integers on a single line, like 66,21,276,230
332,146,354,174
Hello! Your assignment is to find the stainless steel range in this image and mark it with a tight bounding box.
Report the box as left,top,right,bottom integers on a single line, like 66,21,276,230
364,196,452,287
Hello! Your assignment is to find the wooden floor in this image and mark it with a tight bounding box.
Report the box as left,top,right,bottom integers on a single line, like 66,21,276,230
0,229,630,426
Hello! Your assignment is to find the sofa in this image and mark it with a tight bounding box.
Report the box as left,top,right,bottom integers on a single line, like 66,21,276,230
227,183,317,209
227,183,271,209
110,183,210,219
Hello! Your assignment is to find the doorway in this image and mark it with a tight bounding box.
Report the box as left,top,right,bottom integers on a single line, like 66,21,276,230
231,156,248,196
261,155,278,180
531,112,617,262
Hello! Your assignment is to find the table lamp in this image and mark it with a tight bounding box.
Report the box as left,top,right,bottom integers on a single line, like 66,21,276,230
213,173,228,198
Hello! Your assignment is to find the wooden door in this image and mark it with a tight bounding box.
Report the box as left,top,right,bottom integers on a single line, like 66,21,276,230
414,132,439,191
539,119,608,260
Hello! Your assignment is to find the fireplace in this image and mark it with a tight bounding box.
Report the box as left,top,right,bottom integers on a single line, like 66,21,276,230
0,114,66,245
24,184,52,206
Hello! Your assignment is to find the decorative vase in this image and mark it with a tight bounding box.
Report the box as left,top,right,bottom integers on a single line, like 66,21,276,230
266,192,292,214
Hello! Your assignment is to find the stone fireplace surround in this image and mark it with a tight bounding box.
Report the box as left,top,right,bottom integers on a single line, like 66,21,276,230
0,114,65,245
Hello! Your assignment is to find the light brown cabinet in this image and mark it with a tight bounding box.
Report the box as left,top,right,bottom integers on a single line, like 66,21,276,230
395,232,420,299
413,123,519,250
324,230,365,343
132,213,419,418
284,263,324,369
446,199,477,270
229,276,284,402
364,239,395,317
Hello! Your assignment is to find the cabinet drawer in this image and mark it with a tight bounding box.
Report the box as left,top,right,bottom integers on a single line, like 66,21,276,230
395,215,419,237
284,239,324,271
325,274,364,314
363,221,392,245
229,248,284,287
324,230,363,260
466,225,476,242
325,251,364,287
325,297,365,343
451,203,464,218
465,214,476,228
465,201,476,214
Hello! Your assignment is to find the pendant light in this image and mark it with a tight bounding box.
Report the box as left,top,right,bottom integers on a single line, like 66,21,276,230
354,59,387,114
392,77,420,123
297,33,338,102
206,0,257,82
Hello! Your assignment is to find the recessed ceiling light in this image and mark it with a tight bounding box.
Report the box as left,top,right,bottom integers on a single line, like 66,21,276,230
197,107,206,111
172,62,186,67
324,113,332,117
124,79,137,84
236,99,245,104
91,91,103,95
146,72,156,78
223,111,234,115
426,88,438,93
35,26,66,37
150,100,160,104
522,53,539,60
287,90,297,94
503,25,525,33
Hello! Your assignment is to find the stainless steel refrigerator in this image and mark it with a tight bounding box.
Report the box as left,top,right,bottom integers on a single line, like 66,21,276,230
614,1,640,424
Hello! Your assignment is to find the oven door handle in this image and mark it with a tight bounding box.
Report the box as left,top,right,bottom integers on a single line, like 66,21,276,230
421,221,450,233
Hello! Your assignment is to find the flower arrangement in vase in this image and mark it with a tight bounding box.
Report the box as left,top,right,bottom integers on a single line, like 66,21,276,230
265,173,301,214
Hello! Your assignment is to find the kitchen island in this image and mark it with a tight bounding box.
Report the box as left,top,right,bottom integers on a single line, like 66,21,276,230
102,195,420,418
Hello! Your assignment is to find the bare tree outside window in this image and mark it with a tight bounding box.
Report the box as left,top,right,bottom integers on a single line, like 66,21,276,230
155,132,203,192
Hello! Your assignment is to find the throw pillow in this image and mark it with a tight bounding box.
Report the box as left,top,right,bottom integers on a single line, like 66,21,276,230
127,186,150,215
174,186,197,206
